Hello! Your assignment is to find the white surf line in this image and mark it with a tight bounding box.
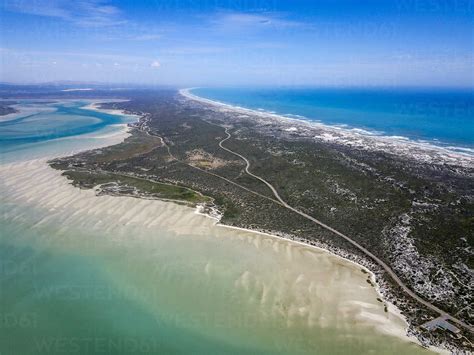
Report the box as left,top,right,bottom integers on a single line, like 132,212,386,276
179,88,474,168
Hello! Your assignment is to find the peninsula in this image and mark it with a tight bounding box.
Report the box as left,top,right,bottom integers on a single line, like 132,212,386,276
49,89,473,352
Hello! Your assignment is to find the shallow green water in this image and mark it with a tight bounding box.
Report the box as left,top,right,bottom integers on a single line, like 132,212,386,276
0,209,430,355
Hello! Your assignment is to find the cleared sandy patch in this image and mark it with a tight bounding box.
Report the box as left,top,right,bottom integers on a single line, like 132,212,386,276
186,148,232,169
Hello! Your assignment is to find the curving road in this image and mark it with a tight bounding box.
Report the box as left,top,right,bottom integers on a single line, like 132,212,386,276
216,126,473,333
144,119,472,333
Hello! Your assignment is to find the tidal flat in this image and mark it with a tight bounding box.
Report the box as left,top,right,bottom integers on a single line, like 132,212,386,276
1,159,430,354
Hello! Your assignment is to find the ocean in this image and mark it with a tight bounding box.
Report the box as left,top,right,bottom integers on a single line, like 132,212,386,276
192,87,474,154
0,100,431,354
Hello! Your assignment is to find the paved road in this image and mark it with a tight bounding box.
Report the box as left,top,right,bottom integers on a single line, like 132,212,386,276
216,126,473,333
145,129,281,206
144,120,472,333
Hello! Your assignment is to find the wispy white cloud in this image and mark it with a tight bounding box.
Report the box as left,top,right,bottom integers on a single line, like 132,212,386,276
1,0,126,27
150,60,161,68
24,49,144,60
1,47,160,68
161,46,228,55
2,0,70,19
132,34,162,41
92,31,165,42
211,11,305,31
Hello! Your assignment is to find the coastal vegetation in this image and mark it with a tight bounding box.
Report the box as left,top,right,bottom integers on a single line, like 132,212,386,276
50,129,210,204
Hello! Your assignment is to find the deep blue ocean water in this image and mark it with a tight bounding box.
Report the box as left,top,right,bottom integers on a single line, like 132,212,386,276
193,88,474,151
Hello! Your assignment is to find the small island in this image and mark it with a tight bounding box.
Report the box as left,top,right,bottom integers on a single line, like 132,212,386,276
0,100,18,115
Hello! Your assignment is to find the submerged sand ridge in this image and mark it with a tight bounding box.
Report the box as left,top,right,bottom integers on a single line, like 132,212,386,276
0,159,432,351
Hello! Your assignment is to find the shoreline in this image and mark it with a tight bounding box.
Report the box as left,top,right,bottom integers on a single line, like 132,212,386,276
53,100,140,159
2,98,444,352
179,88,473,169
1,156,436,354
196,206,447,354
1,157,434,352
0,100,138,165
0,98,130,123
216,225,448,351
0,101,56,123
179,89,457,353
82,100,134,117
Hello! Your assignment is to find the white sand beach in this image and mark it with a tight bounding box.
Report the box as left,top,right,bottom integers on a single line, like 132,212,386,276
82,100,133,117
179,88,474,169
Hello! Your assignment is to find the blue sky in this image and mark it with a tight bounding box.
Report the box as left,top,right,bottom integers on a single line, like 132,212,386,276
1,0,473,87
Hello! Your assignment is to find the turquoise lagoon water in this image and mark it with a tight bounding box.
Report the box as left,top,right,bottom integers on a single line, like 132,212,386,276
193,88,474,152
0,100,432,354
0,100,126,156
